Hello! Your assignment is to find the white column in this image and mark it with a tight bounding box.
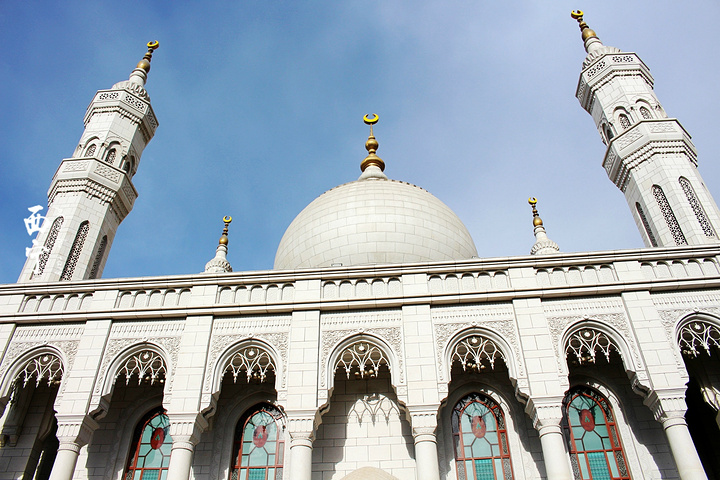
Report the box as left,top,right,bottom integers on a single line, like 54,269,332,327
48,416,98,480
289,433,313,480
166,413,207,480
287,415,315,480
537,423,573,480
48,442,82,480
166,440,196,480
529,401,573,480
413,431,440,480
662,415,708,480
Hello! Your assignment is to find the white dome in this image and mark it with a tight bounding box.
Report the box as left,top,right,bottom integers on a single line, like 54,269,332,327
274,171,478,270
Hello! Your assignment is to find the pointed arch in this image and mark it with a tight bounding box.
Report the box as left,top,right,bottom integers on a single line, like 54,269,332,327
123,407,173,479
652,185,688,245
325,334,398,395
442,327,519,385
211,339,282,395
99,342,171,398
60,220,89,280
679,176,716,238
229,403,286,479
560,321,638,375
0,346,67,400
675,314,720,358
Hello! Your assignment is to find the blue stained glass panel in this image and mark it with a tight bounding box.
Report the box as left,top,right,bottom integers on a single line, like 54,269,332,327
474,459,494,480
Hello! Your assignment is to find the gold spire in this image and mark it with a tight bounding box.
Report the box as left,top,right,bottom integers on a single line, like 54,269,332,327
218,215,232,246
360,114,385,172
570,10,598,42
136,41,160,73
528,197,544,227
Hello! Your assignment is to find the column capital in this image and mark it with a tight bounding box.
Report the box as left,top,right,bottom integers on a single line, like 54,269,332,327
407,405,439,440
55,414,99,447
643,388,688,422
286,411,317,445
166,412,208,447
525,396,564,431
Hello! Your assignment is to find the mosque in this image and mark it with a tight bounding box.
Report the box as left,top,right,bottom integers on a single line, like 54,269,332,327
1,11,720,480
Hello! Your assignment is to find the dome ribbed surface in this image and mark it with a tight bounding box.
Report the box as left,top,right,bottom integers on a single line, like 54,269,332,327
274,177,477,270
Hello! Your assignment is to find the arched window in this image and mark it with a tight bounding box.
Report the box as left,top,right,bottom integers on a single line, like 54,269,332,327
603,125,614,142
124,409,173,480
618,114,631,130
653,185,688,245
639,106,652,120
106,148,117,164
451,393,514,480
635,203,658,247
563,387,630,480
85,144,96,157
230,404,285,480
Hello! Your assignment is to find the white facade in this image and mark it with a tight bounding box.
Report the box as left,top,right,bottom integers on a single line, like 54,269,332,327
1,15,720,480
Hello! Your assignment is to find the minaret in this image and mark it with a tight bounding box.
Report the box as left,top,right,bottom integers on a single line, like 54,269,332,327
572,11,720,247
204,216,233,273
528,197,560,255
18,42,160,282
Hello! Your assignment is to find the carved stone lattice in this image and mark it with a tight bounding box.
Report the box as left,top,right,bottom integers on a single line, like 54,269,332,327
636,202,658,247
653,185,688,245
89,235,108,279
336,342,388,379
451,335,506,372
679,177,716,238
17,354,63,387
679,321,720,358
224,346,275,383
117,350,166,386
566,328,619,364
60,221,89,280
35,217,63,276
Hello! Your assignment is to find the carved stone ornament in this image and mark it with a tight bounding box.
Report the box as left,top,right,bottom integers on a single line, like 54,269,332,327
319,327,404,388
0,339,79,396
203,331,288,393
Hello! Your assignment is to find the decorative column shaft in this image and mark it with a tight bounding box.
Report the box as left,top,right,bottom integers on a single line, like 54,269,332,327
409,409,440,480
166,413,207,480
661,415,707,480
48,415,98,480
528,401,573,480
287,415,315,480
646,391,708,479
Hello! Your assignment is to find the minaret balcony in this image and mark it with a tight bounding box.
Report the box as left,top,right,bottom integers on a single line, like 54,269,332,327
602,119,697,191
576,52,653,112
48,157,138,213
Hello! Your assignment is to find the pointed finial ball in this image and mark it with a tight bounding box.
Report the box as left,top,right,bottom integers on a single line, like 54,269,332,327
363,113,379,125
137,41,160,72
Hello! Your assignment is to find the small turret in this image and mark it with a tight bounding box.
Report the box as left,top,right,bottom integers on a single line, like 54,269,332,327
204,216,233,273
528,198,559,255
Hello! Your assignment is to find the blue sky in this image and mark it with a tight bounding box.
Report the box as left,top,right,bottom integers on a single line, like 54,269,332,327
1,1,719,283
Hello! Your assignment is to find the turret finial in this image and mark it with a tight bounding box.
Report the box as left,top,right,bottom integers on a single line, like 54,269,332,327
360,114,385,173
528,197,560,256
571,10,604,54
204,215,233,273
136,41,160,73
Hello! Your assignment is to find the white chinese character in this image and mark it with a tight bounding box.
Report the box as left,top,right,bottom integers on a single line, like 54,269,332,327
24,205,46,236
25,239,47,259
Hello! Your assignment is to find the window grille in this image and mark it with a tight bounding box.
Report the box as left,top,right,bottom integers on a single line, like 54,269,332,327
566,328,619,365
89,235,107,279
639,106,652,119
679,177,716,237
618,114,631,130
85,144,96,157
635,203,658,247
60,221,89,280
652,185,688,245
35,217,63,276
16,353,63,388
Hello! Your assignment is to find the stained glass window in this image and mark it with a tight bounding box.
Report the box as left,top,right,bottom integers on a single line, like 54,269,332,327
230,404,285,480
452,393,514,480
563,387,630,480
124,409,173,480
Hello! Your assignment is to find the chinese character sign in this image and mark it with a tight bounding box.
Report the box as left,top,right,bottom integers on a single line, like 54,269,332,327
24,205,48,269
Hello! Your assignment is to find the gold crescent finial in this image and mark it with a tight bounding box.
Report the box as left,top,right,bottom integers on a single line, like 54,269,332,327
147,40,160,51
223,216,232,224
363,113,379,125
218,216,232,245
528,197,543,226
528,197,537,206
570,10,597,41
136,40,160,73
571,10,584,21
